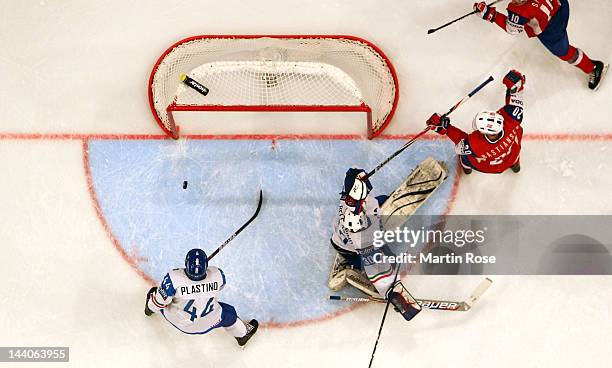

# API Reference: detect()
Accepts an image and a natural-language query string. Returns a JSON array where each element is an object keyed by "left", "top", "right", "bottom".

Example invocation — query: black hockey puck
[{"left": 183, "top": 181, "right": 188, "bottom": 189}]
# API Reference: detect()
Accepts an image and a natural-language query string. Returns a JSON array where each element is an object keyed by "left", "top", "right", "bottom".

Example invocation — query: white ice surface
[{"left": 1, "top": 1, "right": 612, "bottom": 367}]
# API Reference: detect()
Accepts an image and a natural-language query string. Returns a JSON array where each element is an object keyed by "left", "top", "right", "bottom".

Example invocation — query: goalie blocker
[
  {"left": 382, "top": 157, "right": 447, "bottom": 322},
  {"left": 388, "top": 281, "right": 422, "bottom": 321}
]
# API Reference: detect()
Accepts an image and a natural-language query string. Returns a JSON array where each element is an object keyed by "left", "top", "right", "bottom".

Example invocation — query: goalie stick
[
  {"left": 181, "top": 74, "right": 210, "bottom": 96},
  {"left": 364, "top": 76, "right": 494, "bottom": 179},
  {"left": 208, "top": 190, "right": 263, "bottom": 260},
  {"left": 427, "top": 0, "right": 504, "bottom": 35},
  {"left": 329, "top": 278, "right": 492, "bottom": 312},
  {"left": 369, "top": 260, "right": 402, "bottom": 368}
]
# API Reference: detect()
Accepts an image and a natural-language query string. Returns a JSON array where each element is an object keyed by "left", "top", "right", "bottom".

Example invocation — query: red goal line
[{"left": 1, "top": 132, "right": 612, "bottom": 141}]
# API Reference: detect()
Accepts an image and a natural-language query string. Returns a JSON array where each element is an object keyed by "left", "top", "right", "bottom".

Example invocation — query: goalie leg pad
[
  {"left": 328, "top": 253, "right": 350, "bottom": 291},
  {"left": 380, "top": 156, "right": 448, "bottom": 228},
  {"left": 346, "top": 268, "right": 379, "bottom": 297}
]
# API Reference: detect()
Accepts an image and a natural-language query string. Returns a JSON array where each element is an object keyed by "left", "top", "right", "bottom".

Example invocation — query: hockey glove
[
  {"left": 473, "top": 2, "right": 497, "bottom": 22},
  {"left": 388, "top": 291, "right": 421, "bottom": 321},
  {"left": 503, "top": 69, "right": 526, "bottom": 93},
  {"left": 144, "top": 286, "right": 158, "bottom": 316},
  {"left": 426, "top": 113, "right": 450, "bottom": 135}
]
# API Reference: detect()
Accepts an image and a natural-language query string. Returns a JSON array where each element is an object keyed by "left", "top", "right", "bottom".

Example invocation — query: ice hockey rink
[{"left": 1, "top": 1, "right": 612, "bottom": 367}]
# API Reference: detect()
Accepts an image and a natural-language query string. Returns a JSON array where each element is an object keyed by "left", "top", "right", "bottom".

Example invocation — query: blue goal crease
[{"left": 87, "top": 138, "right": 457, "bottom": 325}]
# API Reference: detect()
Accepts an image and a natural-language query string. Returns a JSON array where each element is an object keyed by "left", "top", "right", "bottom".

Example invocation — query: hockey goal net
[{"left": 148, "top": 35, "right": 399, "bottom": 139}]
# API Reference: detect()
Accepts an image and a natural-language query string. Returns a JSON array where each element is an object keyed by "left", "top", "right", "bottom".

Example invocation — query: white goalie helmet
[
  {"left": 472, "top": 111, "right": 504, "bottom": 135},
  {"left": 342, "top": 208, "right": 367, "bottom": 233}
]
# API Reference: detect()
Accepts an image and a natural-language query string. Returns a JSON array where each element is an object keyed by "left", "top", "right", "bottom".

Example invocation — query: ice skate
[
  {"left": 235, "top": 319, "right": 259, "bottom": 347},
  {"left": 589, "top": 60, "right": 608, "bottom": 91}
]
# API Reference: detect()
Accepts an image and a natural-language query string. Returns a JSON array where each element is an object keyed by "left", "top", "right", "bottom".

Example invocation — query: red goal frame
[{"left": 148, "top": 35, "right": 399, "bottom": 140}]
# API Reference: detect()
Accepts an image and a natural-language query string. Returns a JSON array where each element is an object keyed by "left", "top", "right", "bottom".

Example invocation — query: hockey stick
[
  {"left": 181, "top": 74, "right": 210, "bottom": 96},
  {"left": 364, "top": 127, "right": 431, "bottom": 179},
  {"left": 364, "top": 76, "right": 494, "bottom": 179},
  {"left": 368, "top": 263, "right": 401, "bottom": 368},
  {"left": 444, "top": 75, "right": 494, "bottom": 117},
  {"left": 208, "top": 190, "right": 263, "bottom": 260},
  {"left": 329, "top": 278, "right": 492, "bottom": 312},
  {"left": 427, "top": 0, "right": 504, "bottom": 35}
]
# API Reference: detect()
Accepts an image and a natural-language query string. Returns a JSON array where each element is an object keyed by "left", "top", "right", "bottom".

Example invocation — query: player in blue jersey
[{"left": 144, "top": 249, "right": 258, "bottom": 347}]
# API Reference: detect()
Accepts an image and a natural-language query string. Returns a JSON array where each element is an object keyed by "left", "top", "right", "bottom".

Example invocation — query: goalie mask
[{"left": 342, "top": 207, "right": 369, "bottom": 233}]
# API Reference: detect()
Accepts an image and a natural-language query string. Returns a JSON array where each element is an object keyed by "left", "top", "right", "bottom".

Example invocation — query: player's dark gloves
[
  {"left": 388, "top": 291, "right": 421, "bottom": 321},
  {"left": 144, "top": 287, "right": 158, "bottom": 316},
  {"left": 503, "top": 69, "right": 526, "bottom": 93},
  {"left": 474, "top": 2, "right": 497, "bottom": 22},
  {"left": 426, "top": 113, "right": 450, "bottom": 135}
]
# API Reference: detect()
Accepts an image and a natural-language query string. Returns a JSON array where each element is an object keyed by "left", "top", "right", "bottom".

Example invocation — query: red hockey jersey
[
  {"left": 494, "top": 0, "right": 562, "bottom": 38},
  {"left": 446, "top": 90, "right": 524, "bottom": 174}
]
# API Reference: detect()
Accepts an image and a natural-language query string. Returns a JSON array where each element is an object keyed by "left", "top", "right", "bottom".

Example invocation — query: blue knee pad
[{"left": 217, "top": 302, "right": 238, "bottom": 328}]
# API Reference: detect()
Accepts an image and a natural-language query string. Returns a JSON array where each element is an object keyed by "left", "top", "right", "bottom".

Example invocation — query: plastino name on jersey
[{"left": 180, "top": 282, "right": 219, "bottom": 295}]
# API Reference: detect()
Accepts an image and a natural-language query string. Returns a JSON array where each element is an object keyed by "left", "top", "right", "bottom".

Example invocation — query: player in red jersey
[
  {"left": 473, "top": 0, "right": 607, "bottom": 90},
  {"left": 426, "top": 70, "right": 525, "bottom": 174}
]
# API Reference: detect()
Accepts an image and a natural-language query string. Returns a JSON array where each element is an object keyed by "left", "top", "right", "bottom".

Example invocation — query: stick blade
[
  {"left": 255, "top": 189, "right": 263, "bottom": 212},
  {"left": 464, "top": 278, "right": 492, "bottom": 310},
  {"left": 427, "top": 29, "right": 435, "bottom": 34}
]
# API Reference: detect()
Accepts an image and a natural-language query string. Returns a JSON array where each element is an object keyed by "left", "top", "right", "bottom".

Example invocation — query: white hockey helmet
[
  {"left": 472, "top": 111, "right": 504, "bottom": 135},
  {"left": 342, "top": 208, "right": 367, "bottom": 232}
]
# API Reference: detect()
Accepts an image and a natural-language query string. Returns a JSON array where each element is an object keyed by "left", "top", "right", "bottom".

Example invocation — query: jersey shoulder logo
[{"left": 160, "top": 273, "right": 176, "bottom": 298}]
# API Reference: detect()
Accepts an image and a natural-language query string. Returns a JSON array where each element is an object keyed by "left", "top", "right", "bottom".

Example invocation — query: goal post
[{"left": 148, "top": 35, "right": 399, "bottom": 139}]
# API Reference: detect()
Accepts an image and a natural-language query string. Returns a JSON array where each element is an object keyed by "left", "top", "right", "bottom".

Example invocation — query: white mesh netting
[
  {"left": 149, "top": 36, "right": 398, "bottom": 139},
  {"left": 177, "top": 61, "right": 363, "bottom": 106}
]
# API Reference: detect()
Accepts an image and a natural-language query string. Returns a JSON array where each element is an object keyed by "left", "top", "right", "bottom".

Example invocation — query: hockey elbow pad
[{"left": 455, "top": 140, "right": 473, "bottom": 156}]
